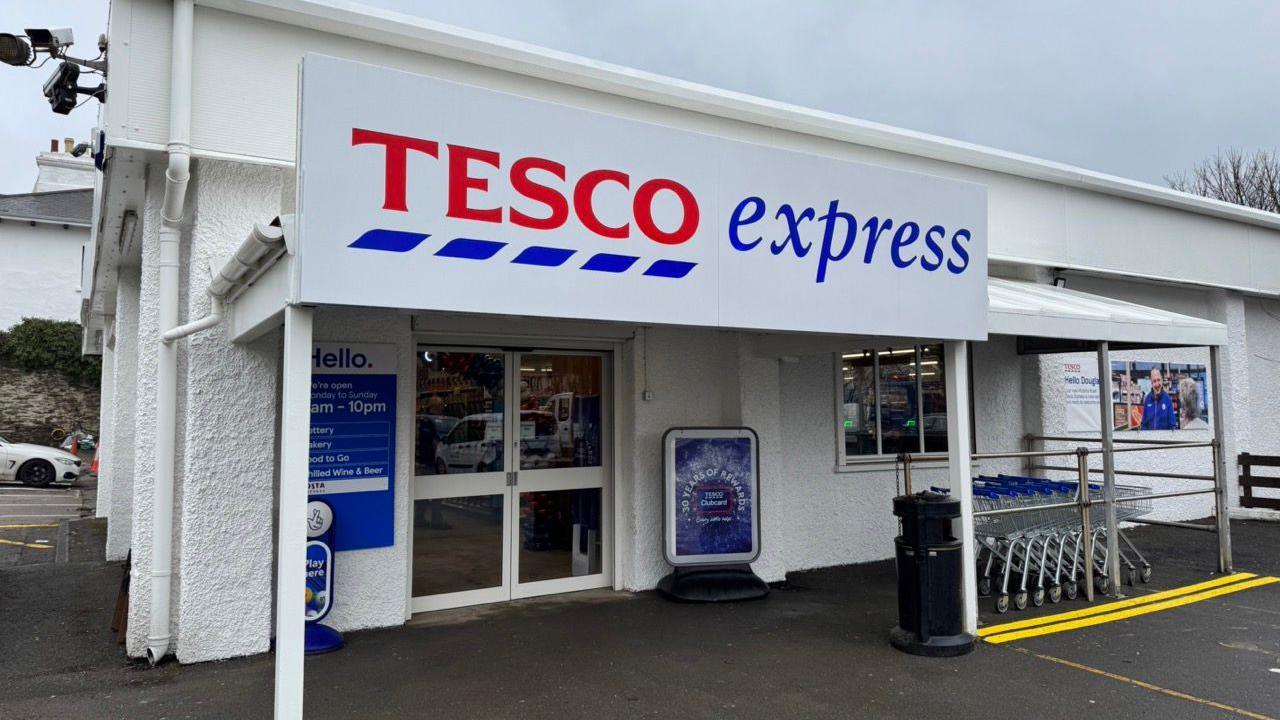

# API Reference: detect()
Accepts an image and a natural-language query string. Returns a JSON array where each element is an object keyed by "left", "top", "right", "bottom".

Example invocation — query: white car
[
  {"left": 0, "top": 434, "right": 85, "bottom": 486},
  {"left": 434, "top": 411, "right": 560, "bottom": 474},
  {"left": 435, "top": 413, "right": 504, "bottom": 474}
]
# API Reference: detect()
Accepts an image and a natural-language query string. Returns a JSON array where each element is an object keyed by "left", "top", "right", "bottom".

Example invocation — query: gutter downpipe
[
  {"left": 159, "top": 222, "right": 286, "bottom": 344},
  {"left": 147, "top": 0, "right": 193, "bottom": 667}
]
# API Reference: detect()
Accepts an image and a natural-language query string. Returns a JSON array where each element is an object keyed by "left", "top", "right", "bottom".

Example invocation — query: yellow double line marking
[
  {"left": 0, "top": 538, "right": 53, "bottom": 550},
  {"left": 981, "top": 572, "right": 1279, "bottom": 644},
  {"left": 0, "top": 524, "right": 58, "bottom": 550}
]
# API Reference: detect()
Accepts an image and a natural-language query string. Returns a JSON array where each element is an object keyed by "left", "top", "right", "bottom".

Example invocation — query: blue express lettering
[{"left": 728, "top": 196, "right": 973, "bottom": 283}]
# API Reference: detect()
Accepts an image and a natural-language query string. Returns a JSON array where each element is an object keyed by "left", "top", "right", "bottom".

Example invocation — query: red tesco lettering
[{"left": 352, "top": 128, "right": 698, "bottom": 245}]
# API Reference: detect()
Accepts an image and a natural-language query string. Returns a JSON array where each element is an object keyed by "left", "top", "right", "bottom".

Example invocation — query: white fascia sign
[{"left": 295, "top": 54, "right": 989, "bottom": 340}]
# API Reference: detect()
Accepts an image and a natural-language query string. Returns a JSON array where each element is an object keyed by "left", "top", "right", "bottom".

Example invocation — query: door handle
[{"left": 506, "top": 471, "right": 517, "bottom": 487}]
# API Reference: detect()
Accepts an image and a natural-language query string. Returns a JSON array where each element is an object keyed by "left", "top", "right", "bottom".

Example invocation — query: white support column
[
  {"left": 96, "top": 336, "right": 116, "bottom": 519},
  {"left": 944, "top": 341, "right": 977, "bottom": 634},
  {"left": 275, "top": 304, "right": 313, "bottom": 720},
  {"left": 1209, "top": 345, "right": 1233, "bottom": 573},
  {"left": 1096, "top": 342, "right": 1121, "bottom": 595}
]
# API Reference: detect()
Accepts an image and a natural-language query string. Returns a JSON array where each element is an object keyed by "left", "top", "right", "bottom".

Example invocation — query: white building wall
[
  {"left": 174, "top": 160, "right": 285, "bottom": 662},
  {"left": 616, "top": 329, "right": 1028, "bottom": 591},
  {"left": 126, "top": 165, "right": 174, "bottom": 657},
  {"left": 1241, "top": 296, "right": 1280, "bottom": 510},
  {"left": 33, "top": 152, "right": 95, "bottom": 192},
  {"left": 1209, "top": 291, "right": 1251, "bottom": 511},
  {"left": 621, "top": 326, "right": 734, "bottom": 591},
  {"left": 1244, "top": 296, "right": 1280, "bottom": 457},
  {"left": 106, "top": 270, "right": 140, "bottom": 562},
  {"left": 775, "top": 353, "right": 907, "bottom": 571},
  {"left": 0, "top": 220, "right": 85, "bottom": 329},
  {"left": 973, "top": 335, "right": 1030, "bottom": 474},
  {"left": 96, "top": 341, "right": 115, "bottom": 519}
]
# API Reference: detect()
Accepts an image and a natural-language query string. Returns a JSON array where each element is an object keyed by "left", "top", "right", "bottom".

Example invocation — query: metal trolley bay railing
[{"left": 902, "top": 436, "right": 1231, "bottom": 614}]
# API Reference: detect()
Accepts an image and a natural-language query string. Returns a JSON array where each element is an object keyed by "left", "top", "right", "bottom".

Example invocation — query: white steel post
[
  {"left": 1209, "top": 345, "right": 1233, "bottom": 573},
  {"left": 275, "top": 304, "right": 313, "bottom": 719},
  {"left": 945, "top": 341, "right": 977, "bottom": 634},
  {"left": 1096, "top": 342, "right": 1121, "bottom": 595}
]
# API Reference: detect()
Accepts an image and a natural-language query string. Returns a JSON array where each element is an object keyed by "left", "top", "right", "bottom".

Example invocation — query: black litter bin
[{"left": 890, "top": 491, "right": 975, "bottom": 657}]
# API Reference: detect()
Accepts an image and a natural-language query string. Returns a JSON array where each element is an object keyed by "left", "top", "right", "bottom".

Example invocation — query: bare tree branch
[{"left": 1166, "top": 148, "right": 1280, "bottom": 214}]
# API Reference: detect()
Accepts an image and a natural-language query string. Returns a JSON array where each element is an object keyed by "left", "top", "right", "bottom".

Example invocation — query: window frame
[{"left": 834, "top": 344, "right": 957, "bottom": 467}]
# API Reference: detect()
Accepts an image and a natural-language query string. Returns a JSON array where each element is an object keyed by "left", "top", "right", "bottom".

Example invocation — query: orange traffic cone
[
  {"left": 90, "top": 445, "right": 100, "bottom": 475},
  {"left": 70, "top": 434, "right": 80, "bottom": 457}
]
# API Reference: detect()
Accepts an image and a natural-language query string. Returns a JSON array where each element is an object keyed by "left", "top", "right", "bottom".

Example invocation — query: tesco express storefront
[
  {"left": 228, "top": 52, "right": 988, "bottom": 706},
  {"left": 87, "top": 6, "right": 1278, "bottom": 716}
]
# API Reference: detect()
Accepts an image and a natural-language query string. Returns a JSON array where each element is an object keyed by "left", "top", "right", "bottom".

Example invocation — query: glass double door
[{"left": 411, "top": 348, "right": 609, "bottom": 612}]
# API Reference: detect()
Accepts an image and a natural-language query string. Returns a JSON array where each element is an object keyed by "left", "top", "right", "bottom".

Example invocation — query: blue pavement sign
[{"left": 309, "top": 342, "right": 397, "bottom": 551}]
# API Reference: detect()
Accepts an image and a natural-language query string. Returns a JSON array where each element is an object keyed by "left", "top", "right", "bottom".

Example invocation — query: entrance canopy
[{"left": 987, "top": 277, "right": 1228, "bottom": 350}]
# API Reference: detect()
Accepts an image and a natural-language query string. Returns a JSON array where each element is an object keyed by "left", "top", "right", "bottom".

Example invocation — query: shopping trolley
[{"left": 969, "top": 475, "right": 1154, "bottom": 613}]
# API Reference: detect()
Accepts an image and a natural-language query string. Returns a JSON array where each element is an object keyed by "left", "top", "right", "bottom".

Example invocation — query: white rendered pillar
[{"left": 945, "top": 341, "right": 977, "bottom": 634}]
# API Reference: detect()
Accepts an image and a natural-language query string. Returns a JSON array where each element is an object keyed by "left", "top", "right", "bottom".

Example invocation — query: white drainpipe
[
  {"left": 147, "top": 0, "right": 193, "bottom": 667},
  {"left": 162, "top": 222, "right": 286, "bottom": 344}
]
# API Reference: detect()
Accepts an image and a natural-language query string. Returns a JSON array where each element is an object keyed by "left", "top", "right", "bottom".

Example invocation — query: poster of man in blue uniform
[
  {"left": 1110, "top": 361, "right": 1209, "bottom": 431},
  {"left": 1139, "top": 367, "right": 1179, "bottom": 430}
]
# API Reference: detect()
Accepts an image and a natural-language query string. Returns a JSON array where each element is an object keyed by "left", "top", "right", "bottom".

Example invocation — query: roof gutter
[{"left": 0, "top": 214, "right": 92, "bottom": 227}]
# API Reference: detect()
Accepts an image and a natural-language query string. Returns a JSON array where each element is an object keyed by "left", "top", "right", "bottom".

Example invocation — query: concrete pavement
[{"left": 1, "top": 519, "right": 1277, "bottom": 719}]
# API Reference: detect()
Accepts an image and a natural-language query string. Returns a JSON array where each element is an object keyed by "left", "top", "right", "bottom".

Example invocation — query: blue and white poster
[
  {"left": 309, "top": 342, "right": 397, "bottom": 551},
  {"left": 305, "top": 540, "right": 333, "bottom": 621},
  {"left": 664, "top": 427, "right": 761, "bottom": 566}
]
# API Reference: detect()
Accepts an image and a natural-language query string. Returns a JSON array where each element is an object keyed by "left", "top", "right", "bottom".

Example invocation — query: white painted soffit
[{"left": 987, "top": 277, "right": 1227, "bottom": 347}]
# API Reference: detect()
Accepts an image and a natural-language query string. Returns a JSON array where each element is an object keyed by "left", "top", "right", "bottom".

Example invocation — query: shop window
[{"left": 840, "top": 345, "right": 948, "bottom": 461}]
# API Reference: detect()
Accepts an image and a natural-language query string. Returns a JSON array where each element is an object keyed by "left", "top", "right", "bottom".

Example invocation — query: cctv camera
[
  {"left": 25, "top": 27, "right": 74, "bottom": 51},
  {"left": 43, "top": 61, "right": 80, "bottom": 114},
  {"left": 0, "top": 33, "right": 32, "bottom": 66}
]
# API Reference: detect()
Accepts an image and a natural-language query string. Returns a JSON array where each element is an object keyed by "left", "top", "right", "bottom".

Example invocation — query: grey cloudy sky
[{"left": 3, "top": 1, "right": 1278, "bottom": 194}]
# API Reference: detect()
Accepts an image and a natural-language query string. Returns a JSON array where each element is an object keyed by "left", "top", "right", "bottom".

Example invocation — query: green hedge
[{"left": 0, "top": 318, "right": 101, "bottom": 387}]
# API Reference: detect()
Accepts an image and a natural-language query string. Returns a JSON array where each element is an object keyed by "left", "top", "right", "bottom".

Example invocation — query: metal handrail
[
  {"left": 1108, "top": 441, "right": 1214, "bottom": 453},
  {"left": 1029, "top": 434, "right": 1204, "bottom": 446},
  {"left": 973, "top": 499, "right": 1079, "bottom": 517},
  {"left": 971, "top": 448, "right": 1083, "bottom": 461},
  {"left": 1031, "top": 465, "right": 1215, "bottom": 482}
]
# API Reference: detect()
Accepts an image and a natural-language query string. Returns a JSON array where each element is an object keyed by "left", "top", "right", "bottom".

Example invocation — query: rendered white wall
[
  {"left": 33, "top": 152, "right": 95, "bottom": 192},
  {"left": 174, "top": 160, "right": 285, "bottom": 663},
  {"left": 1241, "top": 296, "right": 1280, "bottom": 510},
  {"left": 621, "top": 326, "right": 735, "bottom": 590},
  {"left": 1244, "top": 296, "right": 1280, "bottom": 457},
  {"left": 127, "top": 165, "right": 170, "bottom": 657},
  {"left": 106, "top": 270, "right": 140, "bottom": 562},
  {"left": 96, "top": 342, "right": 115, "bottom": 519},
  {"left": 616, "top": 328, "right": 1027, "bottom": 591},
  {"left": 0, "top": 220, "right": 86, "bottom": 330}
]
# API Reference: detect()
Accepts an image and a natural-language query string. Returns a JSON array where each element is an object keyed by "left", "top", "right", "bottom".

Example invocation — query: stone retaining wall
[{"left": 0, "top": 363, "right": 100, "bottom": 446}]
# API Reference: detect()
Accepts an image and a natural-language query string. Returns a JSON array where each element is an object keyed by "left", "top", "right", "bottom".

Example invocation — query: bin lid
[{"left": 892, "top": 490, "right": 960, "bottom": 518}]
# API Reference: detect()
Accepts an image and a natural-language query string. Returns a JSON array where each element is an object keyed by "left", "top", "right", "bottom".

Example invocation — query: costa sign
[{"left": 296, "top": 55, "right": 988, "bottom": 340}]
